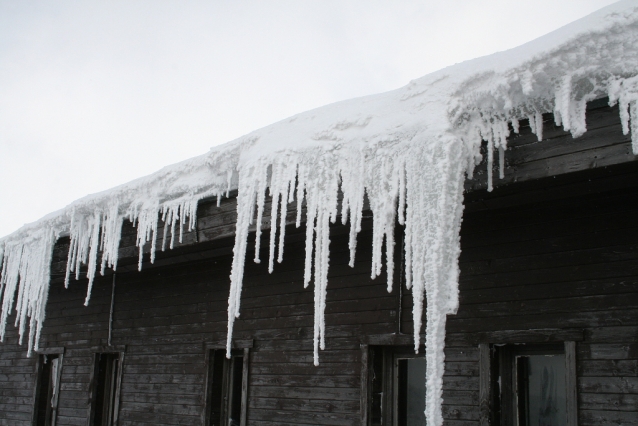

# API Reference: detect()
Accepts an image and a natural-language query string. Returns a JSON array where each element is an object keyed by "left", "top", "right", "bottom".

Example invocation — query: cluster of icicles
[{"left": 0, "top": 75, "right": 637, "bottom": 426}]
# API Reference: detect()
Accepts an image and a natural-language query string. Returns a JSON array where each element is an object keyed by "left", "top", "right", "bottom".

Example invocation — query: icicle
[
  {"left": 609, "top": 76, "right": 638, "bottom": 154},
  {"left": 64, "top": 210, "right": 78, "bottom": 288},
  {"left": 130, "top": 202, "right": 160, "bottom": 270},
  {"left": 499, "top": 146, "right": 505, "bottom": 179},
  {"left": 403, "top": 137, "right": 466, "bottom": 426},
  {"left": 397, "top": 163, "right": 407, "bottom": 226},
  {"left": 340, "top": 152, "right": 365, "bottom": 268},
  {"left": 161, "top": 208, "right": 171, "bottom": 252},
  {"left": 534, "top": 112, "right": 544, "bottom": 141},
  {"left": 493, "top": 119, "right": 509, "bottom": 180},
  {"left": 296, "top": 163, "right": 307, "bottom": 228},
  {"left": 277, "top": 187, "right": 288, "bottom": 265},
  {"left": 267, "top": 162, "right": 284, "bottom": 273},
  {"left": 277, "top": 161, "right": 296, "bottom": 264},
  {"left": 178, "top": 202, "right": 185, "bottom": 244},
  {"left": 631, "top": 101, "right": 638, "bottom": 154},
  {"left": 0, "top": 228, "right": 58, "bottom": 356},
  {"left": 99, "top": 204, "right": 123, "bottom": 275},
  {"left": 367, "top": 154, "right": 401, "bottom": 293},
  {"left": 170, "top": 206, "right": 178, "bottom": 250},
  {"left": 226, "top": 162, "right": 262, "bottom": 357},
  {"left": 188, "top": 199, "right": 198, "bottom": 232},
  {"left": 252, "top": 165, "right": 269, "bottom": 264},
  {"left": 554, "top": 74, "right": 573, "bottom": 135},
  {"left": 486, "top": 134, "right": 494, "bottom": 192},
  {"left": 510, "top": 117, "right": 520, "bottom": 134},
  {"left": 83, "top": 211, "right": 102, "bottom": 306}
]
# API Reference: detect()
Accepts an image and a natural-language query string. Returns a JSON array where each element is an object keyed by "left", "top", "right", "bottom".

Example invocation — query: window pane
[
  {"left": 228, "top": 356, "right": 243, "bottom": 426},
  {"left": 518, "top": 354, "right": 566, "bottom": 426},
  {"left": 399, "top": 357, "right": 427, "bottom": 426},
  {"left": 35, "top": 354, "right": 58, "bottom": 426},
  {"left": 93, "top": 353, "right": 119, "bottom": 426},
  {"left": 369, "top": 346, "right": 384, "bottom": 425},
  {"left": 207, "top": 350, "right": 226, "bottom": 426}
]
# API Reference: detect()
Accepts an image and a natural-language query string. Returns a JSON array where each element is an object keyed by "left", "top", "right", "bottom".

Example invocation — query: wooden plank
[
  {"left": 85, "top": 353, "right": 97, "bottom": 426},
  {"left": 579, "top": 409, "right": 638, "bottom": 425},
  {"left": 359, "top": 344, "right": 368, "bottom": 426},
  {"left": 578, "top": 343, "right": 638, "bottom": 360},
  {"left": 364, "top": 333, "right": 413, "bottom": 346},
  {"left": 579, "top": 377, "right": 638, "bottom": 393},
  {"left": 30, "top": 353, "right": 41, "bottom": 426},
  {"left": 443, "top": 404, "right": 479, "bottom": 421},
  {"left": 113, "top": 351, "right": 125, "bottom": 426},
  {"left": 473, "top": 329, "right": 584, "bottom": 345},
  {"left": 478, "top": 343, "right": 491, "bottom": 426},
  {"left": 565, "top": 341, "right": 578, "bottom": 426},
  {"left": 204, "top": 339, "right": 253, "bottom": 351},
  {"left": 579, "top": 393, "right": 638, "bottom": 411},
  {"left": 579, "top": 359, "right": 638, "bottom": 376},
  {"left": 241, "top": 348, "right": 249, "bottom": 426}
]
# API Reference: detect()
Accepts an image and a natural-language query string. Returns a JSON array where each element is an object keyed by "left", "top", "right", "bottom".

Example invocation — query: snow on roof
[{"left": 2, "top": 2, "right": 638, "bottom": 425}]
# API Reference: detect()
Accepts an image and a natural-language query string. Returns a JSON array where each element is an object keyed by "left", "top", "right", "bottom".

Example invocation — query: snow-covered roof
[{"left": 2, "top": 2, "right": 638, "bottom": 425}]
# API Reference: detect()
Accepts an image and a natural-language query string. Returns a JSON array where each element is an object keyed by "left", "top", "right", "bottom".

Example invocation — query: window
[
  {"left": 88, "top": 352, "right": 123, "bottom": 426},
  {"left": 365, "top": 345, "right": 427, "bottom": 426},
  {"left": 205, "top": 348, "right": 249, "bottom": 426},
  {"left": 480, "top": 341, "right": 578, "bottom": 426},
  {"left": 33, "top": 353, "right": 63, "bottom": 426}
]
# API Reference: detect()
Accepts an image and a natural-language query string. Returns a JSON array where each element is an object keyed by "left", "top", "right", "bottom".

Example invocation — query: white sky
[{"left": 0, "top": 0, "right": 619, "bottom": 237}]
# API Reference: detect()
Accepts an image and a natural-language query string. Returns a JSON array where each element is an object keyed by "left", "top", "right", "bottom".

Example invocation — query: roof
[{"left": 2, "top": 2, "right": 638, "bottom": 425}]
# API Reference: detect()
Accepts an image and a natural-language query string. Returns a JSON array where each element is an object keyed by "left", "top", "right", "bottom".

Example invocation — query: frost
[{"left": 2, "top": 2, "right": 638, "bottom": 425}]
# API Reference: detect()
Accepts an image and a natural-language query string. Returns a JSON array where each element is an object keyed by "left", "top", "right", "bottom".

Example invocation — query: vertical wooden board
[
  {"left": 565, "top": 341, "right": 578, "bottom": 426},
  {"left": 360, "top": 344, "right": 368, "bottom": 426},
  {"left": 241, "top": 348, "right": 250, "bottom": 426},
  {"left": 30, "top": 353, "right": 42, "bottom": 426},
  {"left": 478, "top": 343, "right": 491, "bottom": 426}
]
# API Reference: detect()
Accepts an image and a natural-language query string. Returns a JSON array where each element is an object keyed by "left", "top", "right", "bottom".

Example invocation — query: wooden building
[
  {"left": 2, "top": 3, "right": 638, "bottom": 424},
  {"left": 0, "top": 96, "right": 637, "bottom": 425}
]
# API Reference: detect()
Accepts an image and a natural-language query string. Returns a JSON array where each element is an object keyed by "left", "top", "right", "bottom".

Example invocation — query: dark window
[
  {"left": 367, "top": 346, "right": 427, "bottom": 426},
  {"left": 89, "top": 353, "right": 122, "bottom": 426},
  {"left": 481, "top": 342, "right": 578, "bottom": 426},
  {"left": 33, "top": 354, "right": 62, "bottom": 426},
  {"left": 497, "top": 344, "right": 566, "bottom": 426},
  {"left": 206, "top": 349, "right": 248, "bottom": 426}
]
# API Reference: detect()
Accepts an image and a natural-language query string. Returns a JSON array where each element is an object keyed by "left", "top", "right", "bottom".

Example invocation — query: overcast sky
[{"left": 0, "top": 0, "right": 619, "bottom": 237}]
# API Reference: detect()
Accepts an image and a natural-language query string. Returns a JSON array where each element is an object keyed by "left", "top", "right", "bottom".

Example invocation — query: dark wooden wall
[
  {"left": 1, "top": 100, "right": 637, "bottom": 425},
  {"left": 441, "top": 162, "right": 638, "bottom": 426}
]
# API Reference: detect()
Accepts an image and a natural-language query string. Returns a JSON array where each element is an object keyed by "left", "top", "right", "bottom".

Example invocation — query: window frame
[
  {"left": 361, "top": 334, "right": 426, "bottom": 426},
  {"left": 203, "top": 340, "right": 252, "bottom": 426},
  {"left": 32, "top": 348, "right": 65, "bottom": 426},
  {"left": 86, "top": 346, "right": 125, "bottom": 426},
  {"left": 478, "top": 331, "right": 580, "bottom": 426}
]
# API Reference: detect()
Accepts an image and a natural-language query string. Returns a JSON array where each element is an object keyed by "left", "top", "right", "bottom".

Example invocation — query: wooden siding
[
  {"left": 445, "top": 162, "right": 638, "bottom": 426},
  {"left": 0, "top": 99, "right": 636, "bottom": 425}
]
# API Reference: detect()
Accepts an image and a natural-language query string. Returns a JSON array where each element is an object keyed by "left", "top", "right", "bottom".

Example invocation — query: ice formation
[{"left": 2, "top": 2, "right": 638, "bottom": 425}]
